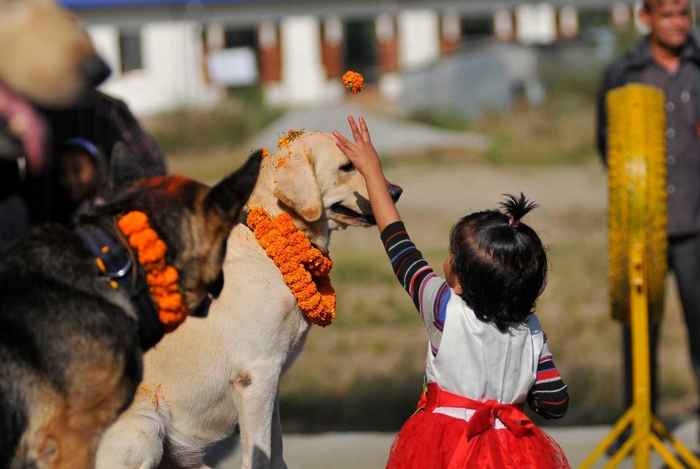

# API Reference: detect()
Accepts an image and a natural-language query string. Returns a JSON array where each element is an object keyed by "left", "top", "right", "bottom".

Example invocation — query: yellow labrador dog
[{"left": 96, "top": 131, "right": 402, "bottom": 469}]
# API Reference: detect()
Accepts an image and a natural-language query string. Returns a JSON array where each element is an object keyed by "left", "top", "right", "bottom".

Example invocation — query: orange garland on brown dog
[
  {"left": 118, "top": 211, "right": 188, "bottom": 332},
  {"left": 246, "top": 206, "right": 336, "bottom": 327}
]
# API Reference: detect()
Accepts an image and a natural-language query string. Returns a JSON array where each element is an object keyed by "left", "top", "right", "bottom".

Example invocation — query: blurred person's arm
[
  {"left": 94, "top": 92, "right": 167, "bottom": 176},
  {"left": 49, "top": 90, "right": 167, "bottom": 178}
]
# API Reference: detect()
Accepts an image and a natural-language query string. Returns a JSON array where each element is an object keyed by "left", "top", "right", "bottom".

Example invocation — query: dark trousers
[
  {"left": 622, "top": 232, "right": 700, "bottom": 413},
  {"left": 0, "top": 195, "right": 30, "bottom": 252}
]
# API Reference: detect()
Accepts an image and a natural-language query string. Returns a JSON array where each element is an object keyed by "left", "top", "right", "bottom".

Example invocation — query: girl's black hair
[{"left": 449, "top": 193, "right": 548, "bottom": 332}]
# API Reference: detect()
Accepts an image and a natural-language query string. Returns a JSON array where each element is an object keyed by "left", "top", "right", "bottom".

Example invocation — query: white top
[{"left": 425, "top": 291, "right": 545, "bottom": 425}]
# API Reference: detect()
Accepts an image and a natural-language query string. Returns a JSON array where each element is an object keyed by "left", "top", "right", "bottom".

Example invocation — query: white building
[{"left": 62, "top": 0, "right": 635, "bottom": 115}]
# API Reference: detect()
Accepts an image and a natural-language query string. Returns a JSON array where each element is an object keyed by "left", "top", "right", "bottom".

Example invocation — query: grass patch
[
  {"left": 407, "top": 108, "right": 471, "bottom": 131},
  {"left": 474, "top": 91, "right": 599, "bottom": 167},
  {"left": 146, "top": 86, "right": 281, "bottom": 155}
]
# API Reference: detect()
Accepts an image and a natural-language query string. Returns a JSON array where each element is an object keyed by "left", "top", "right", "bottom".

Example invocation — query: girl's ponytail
[{"left": 500, "top": 193, "right": 538, "bottom": 230}]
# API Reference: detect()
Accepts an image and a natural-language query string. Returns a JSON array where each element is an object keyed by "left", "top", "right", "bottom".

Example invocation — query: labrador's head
[{"left": 272, "top": 132, "right": 402, "bottom": 230}]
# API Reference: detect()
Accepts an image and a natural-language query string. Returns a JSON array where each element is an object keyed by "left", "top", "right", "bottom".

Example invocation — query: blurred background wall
[{"left": 62, "top": 0, "right": 645, "bottom": 116}]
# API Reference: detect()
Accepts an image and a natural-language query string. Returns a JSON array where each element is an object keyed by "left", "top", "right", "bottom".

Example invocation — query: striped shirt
[{"left": 380, "top": 221, "right": 569, "bottom": 419}]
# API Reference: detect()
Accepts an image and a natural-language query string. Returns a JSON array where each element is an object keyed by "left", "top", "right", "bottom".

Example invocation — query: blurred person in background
[
  {"left": 596, "top": 0, "right": 700, "bottom": 451},
  {"left": 56, "top": 137, "right": 110, "bottom": 228},
  {"left": 0, "top": 89, "right": 166, "bottom": 250}
]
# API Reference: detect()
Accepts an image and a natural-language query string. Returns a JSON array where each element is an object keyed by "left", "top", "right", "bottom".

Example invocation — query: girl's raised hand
[
  {"left": 333, "top": 116, "right": 401, "bottom": 231},
  {"left": 333, "top": 116, "right": 383, "bottom": 180}
]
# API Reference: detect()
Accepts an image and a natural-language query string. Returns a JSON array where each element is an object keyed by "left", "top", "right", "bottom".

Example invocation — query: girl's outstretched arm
[
  {"left": 333, "top": 116, "right": 400, "bottom": 232},
  {"left": 334, "top": 117, "right": 451, "bottom": 355}
]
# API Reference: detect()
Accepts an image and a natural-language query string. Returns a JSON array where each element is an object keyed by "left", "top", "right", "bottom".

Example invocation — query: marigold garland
[
  {"left": 247, "top": 206, "right": 336, "bottom": 327},
  {"left": 342, "top": 71, "right": 366, "bottom": 95},
  {"left": 118, "top": 211, "right": 188, "bottom": 332}
]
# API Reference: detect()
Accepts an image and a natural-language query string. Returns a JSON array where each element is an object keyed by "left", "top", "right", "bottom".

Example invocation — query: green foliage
[
  {"left": 149, "top": 86, "right": 282, "bottom": 154},
  {"left": 407, "top": 108, "right": 471, "bottom": 131}
]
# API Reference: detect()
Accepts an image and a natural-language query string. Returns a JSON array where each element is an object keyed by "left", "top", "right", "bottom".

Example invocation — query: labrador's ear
[
  {"left": 273, "top": 148, "right": 322, "bottom": 222},
  {"left": 110, "top": 142, "right": 147, "bottom": 195}
]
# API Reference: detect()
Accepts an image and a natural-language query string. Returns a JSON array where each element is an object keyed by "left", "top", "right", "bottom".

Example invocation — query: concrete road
[{"left": 206, "top": 420, "right": 700, "bottom": 468}]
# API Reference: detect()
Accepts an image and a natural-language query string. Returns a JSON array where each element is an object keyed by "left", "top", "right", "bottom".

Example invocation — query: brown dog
[{"left": 0, "top": 146, "right": 261, "bottom": 469}]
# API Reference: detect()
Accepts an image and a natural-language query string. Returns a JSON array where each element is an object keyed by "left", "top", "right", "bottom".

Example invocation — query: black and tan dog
[{"left": 0, "top": 144, "right": 261, "bottom": 469}]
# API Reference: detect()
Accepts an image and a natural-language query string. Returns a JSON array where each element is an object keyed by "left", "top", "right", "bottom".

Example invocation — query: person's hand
[{"left": 333, "top": 116, "right": 383, "bottom": 181}]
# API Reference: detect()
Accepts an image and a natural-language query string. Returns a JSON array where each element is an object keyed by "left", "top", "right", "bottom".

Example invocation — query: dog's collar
[{"left": 76, "top": 224, "right": 164, "bottom": 350}]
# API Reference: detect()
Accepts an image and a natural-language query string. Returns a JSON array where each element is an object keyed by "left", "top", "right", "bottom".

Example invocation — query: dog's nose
[
  {"left": 388, "top": 184, "right": 403, "bottom": 203},
  {"left": 80, "top": 55, "right": 111, "bottom": 88}
]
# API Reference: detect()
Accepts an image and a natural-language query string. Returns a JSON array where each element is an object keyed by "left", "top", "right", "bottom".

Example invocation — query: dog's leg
[
  {"left": 233, "top": 367, "right": 281, "bottom": 469},
  {"left": 270, "top": 390, "right": 288, "bottom": 469},
  {"left": 95, "top": 397, "right": 166, "bottom": 469}
]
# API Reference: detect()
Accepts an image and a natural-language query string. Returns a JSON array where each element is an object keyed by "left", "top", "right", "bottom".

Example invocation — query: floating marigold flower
[
  {"left": 342, "top": 70, "right": 366, "bottom": 95},
  {"left": 246, "top": 206, "right": 336, "bottom": 327}
]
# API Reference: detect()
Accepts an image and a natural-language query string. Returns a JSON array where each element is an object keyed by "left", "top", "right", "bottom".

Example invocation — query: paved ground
[
  {"left": 206, "top": 420, "right": 700, "bottom": 468},
  {"left": 246, "top": 103, "right": 489, "bottom": 156}
]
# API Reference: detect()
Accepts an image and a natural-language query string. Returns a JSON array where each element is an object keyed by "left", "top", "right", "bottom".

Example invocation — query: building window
[
  {"left": 119, "top": 29, "right": 143, "bottom": 73},
  {"left": 461, "top": 15, "right": 493, "bottom": 38}
]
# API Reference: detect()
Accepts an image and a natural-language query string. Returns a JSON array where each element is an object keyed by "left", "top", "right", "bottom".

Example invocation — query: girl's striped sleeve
[
  {"left": 380, "top": 221, "right": 450, "bottom": 353},
  {"left": 527, "top": 334, "right": 569, "bottom": 419}
]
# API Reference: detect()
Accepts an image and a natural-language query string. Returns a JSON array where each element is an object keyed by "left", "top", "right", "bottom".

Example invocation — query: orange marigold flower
[
  {"left": 137, "top": 239, "right": 167, "bottom": 265},
  {"left": 118, "top": 211, "right": 148, "bottom": 236},
  {"left": 155, "top": 292, "right": 184, "bottom": 311},
  {"left": 342, "top": 71, "right": 366, "bottom": 95},
  {"left": 129, "top": 228, "right": 158, "bottom": 252},
  {"left": 147, "top": 265, "right": 179, "bottom": 287}
]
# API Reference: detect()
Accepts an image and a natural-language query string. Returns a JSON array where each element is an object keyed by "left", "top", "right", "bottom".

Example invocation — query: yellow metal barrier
[{"left": 580, "top": 84, "right": 700, "bottom": 468}]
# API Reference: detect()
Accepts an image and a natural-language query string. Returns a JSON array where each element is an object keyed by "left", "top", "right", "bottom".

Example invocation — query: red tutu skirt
[{"left": 386, "top": 409, "right": 571, "bottom": 469}]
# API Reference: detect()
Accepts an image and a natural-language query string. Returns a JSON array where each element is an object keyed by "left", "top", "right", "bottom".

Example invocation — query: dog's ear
[
  {"left": 273, "top": 148, "right": 323, "bottom": 222},
  {"left": 110, "top": 142, "right": 147, "bottom": 195},
  {"left": 205, "top": 149, "right": 261, "bottom": 218}
]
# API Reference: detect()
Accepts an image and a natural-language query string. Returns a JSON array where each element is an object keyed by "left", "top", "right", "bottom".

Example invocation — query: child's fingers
[
  {"left": 332, "top": 131, "right": 355, "bottom": 155},
  {"left": 347, "top": 116, "right": 362, "bottom": 143},
  {"left": 332, "top": 130, "right": 349, "bottom": 146},
  {"left": 358, "top": 117, "right": 371, "bottom": 143}
]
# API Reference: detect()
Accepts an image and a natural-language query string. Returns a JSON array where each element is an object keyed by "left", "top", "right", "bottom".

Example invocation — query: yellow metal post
[{"left": 579, "top": 84, "right": 700, "bottom": 468}]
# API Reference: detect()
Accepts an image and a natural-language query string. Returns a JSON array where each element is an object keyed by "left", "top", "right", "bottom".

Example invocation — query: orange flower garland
[
  {"left": 118, "top": 211, "right": 188, "bottom": 332},
  {"left": 246, "top": 206, "right": 336, "bottom": 327},
  {"left": 342, "top": 71, "right": 366, "bottom": 95}
]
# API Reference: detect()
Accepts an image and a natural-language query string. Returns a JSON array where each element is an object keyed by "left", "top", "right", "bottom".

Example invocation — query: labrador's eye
[{"left": 340, "top": 162, "right": 355, "bottom": 172}]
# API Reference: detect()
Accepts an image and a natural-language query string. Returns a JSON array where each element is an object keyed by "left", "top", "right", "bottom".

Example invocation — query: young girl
[{"left": 333, "top": 116, "right": 571, "bottom": 469}]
